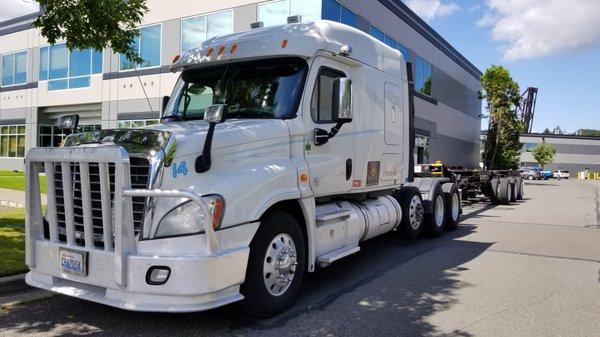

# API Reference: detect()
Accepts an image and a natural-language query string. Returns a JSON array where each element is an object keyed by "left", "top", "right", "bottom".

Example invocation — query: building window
[
  {"left": 120, "top": 24, "right": 161, "bottom": 70},
  {"left": 322, "top": 0, "right": 358, "bottom": 27},
  {"left": 1, "top": 51, "right": 27, "bottom": 87},
  {"left": 38, "top": 124, "right": 101, "bottom": 147},
  {"left": 39, "top": 44, "right": 102, "bottom": 91},
  {"left": 524, "top": 142, "right": 537, "bottom": 152},
  {"left": 415, "top": 57, "right": 432, "bottom": 96},
  {"left": 369, "top": 26, "right": 410, "bottom": 60},
  {"left": 117, "top": 119, "right": 159, "bottom": 129},
  {"left": 257, "top": 0, "right": 321, "bottom": 27},
  {"left": 0, "top": 125, "right": 26, "bottom": 158},
  {"left": 310, "top": 67, "right": 346, "bottom": 123},
  {"left": 415, "top": 134, "right": 430, "bottom": 164},
  {"left": 181, "top": 11, "right": 233, "bottom": 52}
]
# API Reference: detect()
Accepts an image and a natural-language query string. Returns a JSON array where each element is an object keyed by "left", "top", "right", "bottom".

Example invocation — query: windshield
[{"left": 163, "top": 58, "right": 308, "bottom": 121}]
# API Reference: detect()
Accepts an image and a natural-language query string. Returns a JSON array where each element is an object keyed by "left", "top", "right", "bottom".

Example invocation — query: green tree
[
  {"left": 532, "top": 143, "right": 557, "bottom": 169},
  {"left": 34, "top": 0, "right": 149, "bottom": 64},
  {"left": 575, "top": 129, "right": 600, "bottom": 136},
  {"left": 542, "top": 128, "right": 552, "bottom": 134},
  {"left": 480, "top": 65, "right": 524, "bottom": 170}
]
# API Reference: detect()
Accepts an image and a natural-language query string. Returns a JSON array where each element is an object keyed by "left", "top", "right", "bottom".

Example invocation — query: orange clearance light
[
  {"left": 230, "top": 44, "right": 238, "bottom": 54},
  {"left": 218, "top": 46, "right": 226, "bottom": 55},
  {"left": 281, "top": 39, "right": 288, "bottom": 48},
  {"left": 206, "top": 47, "right": 214, "bottom": 57},
  {"left": 172, "top": 54, "right": 180, "bottom": 63},
  {"left": 300, "top": 173, "right": 309, "bottom": 182}
]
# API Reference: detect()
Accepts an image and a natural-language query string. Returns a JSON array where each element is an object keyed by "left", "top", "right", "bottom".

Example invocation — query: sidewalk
[{"left": 0, "top": 188, "right": 46, "bottom": 208}]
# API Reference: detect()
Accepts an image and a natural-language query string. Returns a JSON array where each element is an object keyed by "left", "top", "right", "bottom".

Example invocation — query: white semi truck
[{"left": 24, "top": 20, "right": 466, "bottom": 317}]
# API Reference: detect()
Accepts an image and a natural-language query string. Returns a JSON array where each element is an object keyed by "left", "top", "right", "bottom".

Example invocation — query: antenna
[{"left": 133, "top": 63, "right": 155, "bottom": 117}]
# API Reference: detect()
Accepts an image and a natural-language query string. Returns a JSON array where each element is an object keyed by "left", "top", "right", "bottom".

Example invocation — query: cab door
[{"left": 303, "top": 57, "right": 354, "bottom": 197}]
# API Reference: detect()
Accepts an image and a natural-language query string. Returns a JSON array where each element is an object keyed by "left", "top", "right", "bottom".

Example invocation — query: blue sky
[{"left": 404, "top": 0, "right": 600, "bottom": 133}]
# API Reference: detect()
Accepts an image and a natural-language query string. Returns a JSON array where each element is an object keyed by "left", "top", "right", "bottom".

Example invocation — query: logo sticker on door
[{"left": 366, "top": 161, "right": 380, "bottom": 186}]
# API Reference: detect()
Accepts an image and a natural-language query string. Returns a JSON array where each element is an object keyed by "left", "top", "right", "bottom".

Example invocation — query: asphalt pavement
[{"left": 1, "top": 179, "right": 599, "bottom": 336}]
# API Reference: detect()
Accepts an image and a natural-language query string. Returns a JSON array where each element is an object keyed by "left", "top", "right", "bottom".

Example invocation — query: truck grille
[{"left": 50, "top": 157, "right": 150, "bottom": 248}]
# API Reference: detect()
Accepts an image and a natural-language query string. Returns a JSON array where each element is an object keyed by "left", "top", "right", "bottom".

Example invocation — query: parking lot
[{"left": 1, "top": 179, "right": 599, "bottom": 337}]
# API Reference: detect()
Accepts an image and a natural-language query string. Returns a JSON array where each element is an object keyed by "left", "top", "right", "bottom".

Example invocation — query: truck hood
[{"left": 65, "top": 119, "right": 291, "bottom": 159}]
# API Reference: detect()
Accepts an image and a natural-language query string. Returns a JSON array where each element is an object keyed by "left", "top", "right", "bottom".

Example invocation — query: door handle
[{"left": 346, "top": 158, "right": 352, "bottom": 181}]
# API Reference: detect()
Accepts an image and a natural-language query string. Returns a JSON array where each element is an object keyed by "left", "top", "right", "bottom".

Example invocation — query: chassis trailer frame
[{"left": 414, "top": 162, "right": 524, "bottom": 205}]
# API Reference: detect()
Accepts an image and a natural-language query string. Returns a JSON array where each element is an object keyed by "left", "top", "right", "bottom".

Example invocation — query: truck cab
[{"left": 24, "top": 20, "right": 461, "bottom": 316}]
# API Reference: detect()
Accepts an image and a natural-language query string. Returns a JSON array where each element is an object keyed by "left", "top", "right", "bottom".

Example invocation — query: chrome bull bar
[{"left": 25, "top": 146, "right": 220, "bottom": 288}]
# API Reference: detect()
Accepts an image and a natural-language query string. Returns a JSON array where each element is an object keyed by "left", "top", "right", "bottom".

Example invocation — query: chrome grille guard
[{"left": 25, "top": 146, "right": 221, "bottom": 287}]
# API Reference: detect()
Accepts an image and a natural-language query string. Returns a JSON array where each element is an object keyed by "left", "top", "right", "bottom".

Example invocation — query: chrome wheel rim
[
  {"left": 451, "top": 193, "right": 460, "bottom": 221},
  {"left": 409, "top": 195, "right": 424, "bottom": 230},
  {"left": 434, "top": 195, "right": 444, "bottom": 227},
  {"left": 263, "top": 233, "right": 297, "bottom": 296}
]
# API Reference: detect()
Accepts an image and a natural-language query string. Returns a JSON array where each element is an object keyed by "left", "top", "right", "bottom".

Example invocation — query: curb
[{"left": 0, "top": 273, "right": 28, "bottom": 295}]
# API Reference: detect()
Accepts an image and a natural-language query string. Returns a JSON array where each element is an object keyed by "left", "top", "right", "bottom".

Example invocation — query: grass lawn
[
  {"left": 0, "top": 171, "right": 46, "bottom": 194},
  {"left": 0, "top": 207, "right": 28, "bottom": 277}
]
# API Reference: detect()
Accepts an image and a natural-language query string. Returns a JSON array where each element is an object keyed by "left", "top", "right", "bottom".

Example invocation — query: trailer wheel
[
  {"left": 497, "top": 178, "right": 511, "bottom": 205},
  {"left": 489, "top": 178, "right": 500, "bottom": 205},
  {"left": 393, "top": 187, "right": 424, "bottom": 239},
  {"left": 442, "top": 183, "right": 461, "bottom": 231},
  {"left": 239, "top": 210, "right": 306, "bottom": 317},
  {"left": 425, "top": 185, "right": 445, "bottom": 237},
  {"left": 516, "top": 178, "right": 524, "bottom": 200},
  {"left": 509, "top": 181, "right": 517, "bottom": 202}
]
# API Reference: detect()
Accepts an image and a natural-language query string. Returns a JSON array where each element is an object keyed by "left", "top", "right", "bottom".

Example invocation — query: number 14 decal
[{"left": 172, "top": 161, "right": 189, "bottom": 178}]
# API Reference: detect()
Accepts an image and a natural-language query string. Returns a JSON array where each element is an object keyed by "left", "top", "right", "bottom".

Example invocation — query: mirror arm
[
  {"left": 327, "top": 122, "right": 345, "bottom": 138},
  {"left": 195, "top": 122, "right": 216, "bottom": 173}
]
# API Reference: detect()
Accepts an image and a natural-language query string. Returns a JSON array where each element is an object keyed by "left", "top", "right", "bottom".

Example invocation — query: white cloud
[
  {"left": 405, "top": 0, "right": 460, "bottom": 21},
  {"left": 0, "top": 0, "right": 39, "bottom": 22},
  {"left": 479, "top": 0, "right": 600, "bottom": 61}
]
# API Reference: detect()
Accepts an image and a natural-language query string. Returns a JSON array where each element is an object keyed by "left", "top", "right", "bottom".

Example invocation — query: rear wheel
[
  {"left": 425, "top": 185, "right": 445, "bottom": 237},
  {"left": 497, "top": 178, "right": 511, "bottom": 205},
  {"left": 516, "top": 178, "right": 524, "bottom": 200},
  {"left": 393, "top": 187, "right": 425, "bottom": 239},
  {"left": 509, "top": 181, "right": 517, "bottom": 202},
  {"left": 239, "top": 210, "right": 306, "bottom": 318},
  {"left": 442, "top": 183, "right": 461, "bottom": 231}
]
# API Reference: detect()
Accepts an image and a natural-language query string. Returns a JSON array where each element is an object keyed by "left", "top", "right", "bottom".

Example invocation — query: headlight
[{"left": 154, "top": 195, "right": 225, "bottom": 239}]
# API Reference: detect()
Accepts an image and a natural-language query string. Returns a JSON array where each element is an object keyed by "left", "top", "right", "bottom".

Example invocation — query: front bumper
[{"left": 26, "top": 223, "right": 258, "bottom": 312}]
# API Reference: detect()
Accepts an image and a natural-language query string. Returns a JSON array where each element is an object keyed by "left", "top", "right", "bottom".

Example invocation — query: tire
[
  {"left": 393, "top": 187, "right": 425, "bottom": 239},
  {"left": 497, "top": 178, "right": 511, "bottom": 205},
  {"left": 527, "top": 175, "right": 534, "bottom": 181},
  {"left": 509, "top": 181, "right": 517, "bottom": 202},
  {"left": 516, "top": 178, "right": 524, "bottom": 200},
  {"left": 425, "top": 185, "right": 445, "bottom": 237},
  {"left": 489, "top": 178, "right": 500, "bottom": 205},
  {"left": 239, "top": 210, "right": 306, "bottom": 318},
  {"left": 442, "top": 183, "right": 461, "bottom": 231}
]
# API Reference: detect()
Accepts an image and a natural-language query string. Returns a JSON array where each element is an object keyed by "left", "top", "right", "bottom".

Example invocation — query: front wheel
[{"left": 239, "top": 210, "right": 306, "bottom": 317}]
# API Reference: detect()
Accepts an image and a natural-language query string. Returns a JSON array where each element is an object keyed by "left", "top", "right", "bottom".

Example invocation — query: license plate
[{"left": 59, "top": 248, "right": 88, "bottom": 276}]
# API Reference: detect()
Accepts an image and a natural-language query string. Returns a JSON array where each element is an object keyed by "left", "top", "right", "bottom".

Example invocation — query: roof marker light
[
  {"left": 230, "top": 44, "right": 238, "bottom": 54},
  {"left": 281, "top": 39, "right": 288, "bottom": 49},
  {"left": 206, "top": 47, "right": 214, "bottom": 57},
  {"left": 172, "top": 54, "right": 180, "bottom": 63},
  {"left": 218, "top": 46, "right": 226, "bottom": 55}
]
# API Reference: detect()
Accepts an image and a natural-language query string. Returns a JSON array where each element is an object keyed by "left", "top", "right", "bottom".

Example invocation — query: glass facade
[
  {"left": 39, "top": 44, "right": 102, "bottom": 90},
  {"left": 117, "top": 119, "right": 159, "bottom": 129},
  {"left": 322, "top": 0, "right": 357, "bottom": 27},
  {"left": 415, "top": 135, "right": 431, "bottom": 164},
  {"left": 181, "top": 11, "right": 233, "bottom": 52},
  {"left": 120, "top": 24, "right": 162, "bottom": 70},
  {"left": 1, "top": 51, "right": 27, "bottom": 86},
  {"left": 369, "top": 25, "right": 410, "bottom": 60},
  {"left": 0, "top": 125, "right": 26, "bottom": 158},
  {"left": 258, "top": 0, "right": 321, "bottom": 27},
  {"left": 415, "top": 57, "right": 433, "bottom": 96}
]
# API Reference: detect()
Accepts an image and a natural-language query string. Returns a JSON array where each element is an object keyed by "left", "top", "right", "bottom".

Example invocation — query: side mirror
[
  {"left": 57, "top": 114, "right": 80, "bottom": 133},
  {"left": 332, "top": 78, "right": 352, "bottom": 123},
  {"left": 161, "top": 96, "right": 170, "bottom": 114},
  {"left": 204, "top": 104, "right": 228, "bottom": 124},
  {"left": 196, "top": 104, "right": 227, "bottom": 173}
]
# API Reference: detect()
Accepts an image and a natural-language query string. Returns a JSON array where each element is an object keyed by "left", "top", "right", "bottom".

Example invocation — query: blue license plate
[{"left": 59, "top": 248, "right": 87, "bottom": 276}]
